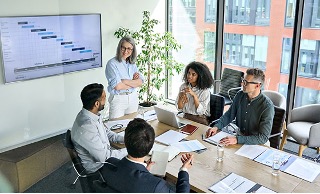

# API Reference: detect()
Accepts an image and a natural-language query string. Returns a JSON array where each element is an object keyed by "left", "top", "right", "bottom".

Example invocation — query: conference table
[{"left": 111, "top": 110, "right": 320, "bottom": 193}]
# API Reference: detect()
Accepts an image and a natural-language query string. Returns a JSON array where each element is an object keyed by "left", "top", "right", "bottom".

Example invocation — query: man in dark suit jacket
[{"left": 99, "top": 118, "right": 194, "bottom": 192}]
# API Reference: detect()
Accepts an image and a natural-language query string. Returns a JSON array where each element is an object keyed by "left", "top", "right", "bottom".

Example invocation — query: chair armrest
[
  {"left": 269, "top": 132, "right": 281, "bottom": 138},
  {"left": 227, "top": 87, "right": 242, "bottom": 103},
  {"left": 209, "top": 119, "right": 219, "bottom": 127},
  {"left": 309, "top": 122, "right": 320, "bottom": 147}
]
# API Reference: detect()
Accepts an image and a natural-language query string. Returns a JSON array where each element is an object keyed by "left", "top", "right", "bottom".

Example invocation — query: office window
[
  {"left": 167, "top": 0, "right": 216, "bottom": 101},
  {"left": 204, "top": 31, "right": 216, "bottom": 62},
  {"left": 280, "top": 83, "right": 320, "bottom": 107},
  {"left": 205, "top": 0, "right": 216, "bottom": 22},
  {"left": 223, "top": 33, "right": 267, "bottom": 69},
  {"left": 167, "top": 0, "right": 319, "bottom": 107},
  {"left": 255, "top": 0, "right": 271, "bottom": 25},
  {"left": 225, "top": 0, "right": 270, "bottom": 26},
  {"left": 281, "top": 38, "right": 320, "bottom": 78},
  {"left": 285, "top": 0, "right": 320, "bottom": 28}
]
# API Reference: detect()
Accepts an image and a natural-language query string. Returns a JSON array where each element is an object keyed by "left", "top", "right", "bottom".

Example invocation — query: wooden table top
[{"left": 110, "top": 110, "right": 320, "bottom": 193}]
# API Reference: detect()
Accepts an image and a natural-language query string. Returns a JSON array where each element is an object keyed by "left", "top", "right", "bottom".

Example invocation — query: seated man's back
[
  {"left": 98, "top": 118, "right": 193, "bottom": 193},
  {"left": 101, "top": 157, "right": 189, "bottom": 193}
]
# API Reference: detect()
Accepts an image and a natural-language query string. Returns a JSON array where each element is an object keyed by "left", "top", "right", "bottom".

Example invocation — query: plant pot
[{"left": 139, "top": 102, "right": 157, "bottom": 107}]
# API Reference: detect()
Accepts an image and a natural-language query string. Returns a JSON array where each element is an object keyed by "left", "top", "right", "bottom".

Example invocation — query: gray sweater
[{"left": 214, "top": 90, "right": 274, "bottom": 145}]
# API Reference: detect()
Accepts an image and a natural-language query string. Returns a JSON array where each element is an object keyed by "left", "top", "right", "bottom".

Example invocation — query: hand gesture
[
  {"left": 206, "top": 127, "right": 218, "bottom": 138},
  {"left": 133, "top": 72, "right": 140, "bottom": 80},
  {"left": 183, "top": 87, "right": 196, "bottom": 97},
  {"left": 146, "top": 158, "right": 155, "bottom": 171},
  {"left": 219, "top": 136, "right": 237, "bottom": 146},
  {"left": 179, "top": 91, "right": 188, "bottom": 104},
  {"left": 181, "top": 153, "right": 194, "bottom": 169}
]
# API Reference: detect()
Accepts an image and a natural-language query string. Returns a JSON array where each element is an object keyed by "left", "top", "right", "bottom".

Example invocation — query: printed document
[
  {"left": 284, "top": 157, "right": 320, "bottom": 182},
  {"left": 171, "top": 140, "right": 206, "bottom": 152},
  {"left": 209, "top": 172, "right": 275, "bottom": 193},
  {"left": 155, "top": 130, "right": 187, "bottom": 146},
  {"left": 235, "top": 145, "right": 268, "bottom": 160}
]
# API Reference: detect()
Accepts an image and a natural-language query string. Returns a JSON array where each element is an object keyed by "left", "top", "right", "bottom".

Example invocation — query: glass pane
[
  {"left": 222, "top": 0, "right": 288, "bottom": 98},
  {"left": 295, "top": 0, "right": 320, "bottom": 107},
  {"left": 168, "top": 0, "right": 217, "bottom": 101}
]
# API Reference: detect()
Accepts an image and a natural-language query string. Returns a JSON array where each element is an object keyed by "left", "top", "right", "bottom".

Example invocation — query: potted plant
[{"left": 114, "top": 11, "right": 184, "bottom": 107}]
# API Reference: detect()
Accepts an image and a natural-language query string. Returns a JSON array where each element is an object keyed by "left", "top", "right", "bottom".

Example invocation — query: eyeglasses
[
  {"left": 241, "top": 78, "right": 261, "bottom": 86},
  {"left": 121, "top": 46, "right": 133, "bottom": 52},
  {"left": 110, "top": 124, "right": 123, "bottom": 130}
]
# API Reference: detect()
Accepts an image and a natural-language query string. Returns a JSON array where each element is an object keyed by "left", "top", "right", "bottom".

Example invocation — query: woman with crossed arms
[
  {"left": 105, "top": 36, "right": 144, "bottom": 119},
  {"left": 176, "top": 61, "right": 214, "bottom": 125}
]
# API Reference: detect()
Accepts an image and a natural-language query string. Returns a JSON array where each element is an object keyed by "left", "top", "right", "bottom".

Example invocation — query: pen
[{"left": 281, "top": 157, "right": 290, "bottom": 166}]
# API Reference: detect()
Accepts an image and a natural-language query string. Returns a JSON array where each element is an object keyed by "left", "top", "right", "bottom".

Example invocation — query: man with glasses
[
  {"left": 71, "top": 83, "right": 127, "bottom": 173},
  {"left": 105, "top": 36, "right": 144, "bottom": 119},
  {"left": 206, "top": 68, "right": 274, "bottom": 145}
]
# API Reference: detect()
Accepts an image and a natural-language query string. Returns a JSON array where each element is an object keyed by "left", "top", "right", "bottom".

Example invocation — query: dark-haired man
[
  {"left": 71, "top": 83, "right": 127, "bottom": 173},
  {"left": 100, "top": 118, "right": 193, "bottom": 192},
  {"left": 206, "top": 68, "right": 274, "bottom": 145}
]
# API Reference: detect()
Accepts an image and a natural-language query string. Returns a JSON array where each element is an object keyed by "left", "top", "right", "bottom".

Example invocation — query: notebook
[
  {"left": 149, "top": 151, "right": 169, "bottom": 177},
  {"left": 180, "top": 124, "right": 198, "bottom": 135},
  {"left": 149, "top": 143, "right": 181, "bottom": 161},
  {"left": 154, "top": 106, "right": 187, "bottom": 128}
]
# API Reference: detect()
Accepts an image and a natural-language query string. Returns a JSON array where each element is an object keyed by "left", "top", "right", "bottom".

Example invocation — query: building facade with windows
[{"left": 168, "top": 0, "right": 320, "bottom": 107}]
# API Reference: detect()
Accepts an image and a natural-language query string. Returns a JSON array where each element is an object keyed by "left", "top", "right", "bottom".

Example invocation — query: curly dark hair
[{"left": 182, "top": 61, "right": 214, "bottom": 89}]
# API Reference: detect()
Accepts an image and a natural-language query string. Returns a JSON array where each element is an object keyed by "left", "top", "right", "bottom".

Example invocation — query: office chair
[
  {"left": 262, "top": 90, "right": 286, "bottom": 110},
  {"left": 269, "top": 106, "right": 286, "bottom": 149},
  {"left": 214, "top": 68, "right": 244, "bottom": 105},
  {"left": 208, "top": 93, "right": 225, "bottom": 127},
  {"left": 63, "top": 130, "right": 103, "bottom": 192},
  {"left": 280, "top": 104, "right": 320, "bottom": 157}
]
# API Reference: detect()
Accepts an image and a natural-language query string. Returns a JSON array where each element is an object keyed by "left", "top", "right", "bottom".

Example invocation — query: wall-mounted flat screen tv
[{"left": 0, "top": 14, "right": 102, "bottom": 83}]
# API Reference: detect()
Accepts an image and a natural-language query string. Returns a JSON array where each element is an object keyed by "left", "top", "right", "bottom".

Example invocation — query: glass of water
[
  {"left": 272, "top": 153, "right": 281, "bottom": 176},
  {"left": 138, "top": 106, "right": 147, "bottom": 119},
  {"left": 216, "top": 142, "right": 224, "bottom": 162}
]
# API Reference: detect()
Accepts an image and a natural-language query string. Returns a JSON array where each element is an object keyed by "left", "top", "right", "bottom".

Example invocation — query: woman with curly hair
[{"left": 176, "top": 61, "right": 214, "bottom": 125}]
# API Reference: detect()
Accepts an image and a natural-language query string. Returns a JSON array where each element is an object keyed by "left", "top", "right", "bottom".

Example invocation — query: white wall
[{"left": 0, "top": 0, "right": 165, "bottom": 152}]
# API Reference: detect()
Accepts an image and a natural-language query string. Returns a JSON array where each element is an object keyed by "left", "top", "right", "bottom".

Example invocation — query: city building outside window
[{"left": 168, "top": 0, "right": 319, "bottom": 107}]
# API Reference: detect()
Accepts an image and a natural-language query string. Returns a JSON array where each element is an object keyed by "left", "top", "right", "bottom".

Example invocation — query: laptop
[{"left": 154, "top": 106, "right": 187, "bottom": 128}]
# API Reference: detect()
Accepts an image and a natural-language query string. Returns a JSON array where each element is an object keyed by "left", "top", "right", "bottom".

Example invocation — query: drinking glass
[
  {"left": 272, "top": 153, "right": 281, "bottom": 176},
  {"left": 138, "top": 106, "right": 147, "bottom": 119},
  {"left": 216, "top": 143, "right": 224, "bottom": 162}
]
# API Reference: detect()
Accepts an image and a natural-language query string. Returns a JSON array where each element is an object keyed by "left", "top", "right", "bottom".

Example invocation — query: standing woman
[
  {"left": 176, "top": 61, "right": 214, "bottom": 125},
  {"left": 105, "top": 36, "right": 144, "bottom": 119}
]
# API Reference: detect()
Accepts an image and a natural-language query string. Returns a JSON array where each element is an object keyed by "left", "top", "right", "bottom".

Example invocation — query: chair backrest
[
  {"left": 63, "top": 130, "right": 87, "bottom": 176},
  {"left": 262, "top": 90, "right": 286, "bottom": 110},
  {"left": 208, "top": 94, "right": 225, "bottom": 126},
  {"left": 269, "top": 106, "right": 286, "bottom": 149},
  {"left": 218, "top": 68, "right": 244, "bottom": 102}
]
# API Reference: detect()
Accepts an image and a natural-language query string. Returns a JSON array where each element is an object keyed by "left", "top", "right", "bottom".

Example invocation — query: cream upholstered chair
[
  {"left": 280, "top": 104, "right": 320, "bottom": 157},
  {"left": 262, "top": 90, "right": 286, "bottom": 110}
]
